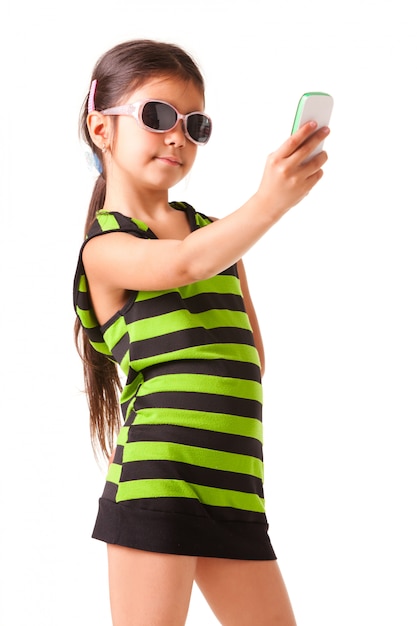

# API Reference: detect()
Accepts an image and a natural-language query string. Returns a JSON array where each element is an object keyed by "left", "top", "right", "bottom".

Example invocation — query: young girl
[{"left": 73, "top": 39, "right": 329, "bottom": 626}]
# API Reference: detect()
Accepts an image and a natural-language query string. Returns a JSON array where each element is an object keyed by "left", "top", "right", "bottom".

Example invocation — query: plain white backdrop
[{"left": 1, "top": 1, "right": 416, "bottom": 624}]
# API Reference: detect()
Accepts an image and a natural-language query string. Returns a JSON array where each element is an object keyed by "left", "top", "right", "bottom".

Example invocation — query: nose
[{"left": 164, "top": 119, "right": 187, "bottom": 147}]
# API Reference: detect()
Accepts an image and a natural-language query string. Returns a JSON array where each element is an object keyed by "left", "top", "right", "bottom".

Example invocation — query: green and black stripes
[{"left": 74, "top": 202, "right": 275, "bottom": 559}]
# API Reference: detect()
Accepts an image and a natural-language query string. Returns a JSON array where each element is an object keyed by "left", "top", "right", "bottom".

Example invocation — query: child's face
[{"left": 108, "top": 76, "right": 205, "bottom": 194}]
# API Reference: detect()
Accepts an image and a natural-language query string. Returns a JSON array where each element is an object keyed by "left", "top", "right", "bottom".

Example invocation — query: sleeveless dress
[{"left": 73, "top": 201, "right": 276, "bottom": 560}]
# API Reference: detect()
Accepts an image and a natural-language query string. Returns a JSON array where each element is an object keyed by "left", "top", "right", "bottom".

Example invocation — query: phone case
[{"left": 291, "top": 92, "right": 333, "bottom": 160}]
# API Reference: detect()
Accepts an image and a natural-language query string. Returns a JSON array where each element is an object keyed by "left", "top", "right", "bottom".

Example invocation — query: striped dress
[{"left": 73, "top": 202, "right": 275, "bottom": 560}]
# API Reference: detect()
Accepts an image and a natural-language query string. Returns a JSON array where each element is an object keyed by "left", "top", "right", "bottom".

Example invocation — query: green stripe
[
  {"left": 102, "top": 316, "right": 128, "bottom": 350},
  {"left": 116, "top": 479, "right": 265, "bottom": 512},
  {"left": 134, "top": 275, "right": 242, "bottom": 302},
  {"left": 107, "top": 462, "right": 122, "bottom": 484},
  {"left": 131, "top": 407, "right": 263, "bottom": 442},
  {"left": 117, "top": 426, "right": 129, "bottom": 446},
  {"left": 194, "top": 213, "right": 211, "bottom": 228},
  {"left": 128, "top": 309, "right": 251, "bottom": 342},
  {"left": 89, "top": 340, "right": 113, "bottom": 357},
  {"left": 138, "top": 373, "right": 262, "bottom": 402},
  {"left": 131, "top": 344, "right": 261, "bottom": 371},
  {"left": 78, "top": 274, "right": 88, "bottom": 292},
  {"left": 96, "top": 211, "right": 121, "bottom": 231},
  {"left": 120, "top": 372, "right": 144, "bottom": 406},
  {"left": 76, "top": 305, "right": 98, "bottom": 329},
  {"left": 130, "top": 217, "right": 149, "bottom": 232},
  {"left": 119, "top": 351, "right": 130, "bottom": 374},
  {"left": 180, "top": 275, "right": 242, "bottom": 297},
  {"left": 122, "top": 441, "right": 264, "bottom": 479}
]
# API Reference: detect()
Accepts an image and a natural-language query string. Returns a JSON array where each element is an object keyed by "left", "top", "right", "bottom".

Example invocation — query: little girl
[{"left": 73, "top": 39, "right": 329, "bottom": 626}]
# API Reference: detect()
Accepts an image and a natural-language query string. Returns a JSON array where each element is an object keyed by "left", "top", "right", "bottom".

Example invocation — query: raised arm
[{"left": 83, "top": 122, "right": 329, "bottom": 295}]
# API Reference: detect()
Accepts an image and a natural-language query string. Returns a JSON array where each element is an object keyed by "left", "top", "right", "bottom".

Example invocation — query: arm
[
  {"left": 83, "top": 123, "right": 329, "bottom": 293},
  {"left": 237, "top": 259, "right": 265, "bottom": 377}
]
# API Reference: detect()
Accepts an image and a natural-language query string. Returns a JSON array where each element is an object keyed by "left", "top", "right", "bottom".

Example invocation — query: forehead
[{"left": 126, "top": 75, "right": 205, "bottom": 111}]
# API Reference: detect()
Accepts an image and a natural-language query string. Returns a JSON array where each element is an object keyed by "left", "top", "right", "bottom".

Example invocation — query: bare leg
[
  {"left": 195, "top": 558, "right": 297, "bottom": 626},
  {"left": 107, "top": 544, "right": 197, "bottom": 626}
]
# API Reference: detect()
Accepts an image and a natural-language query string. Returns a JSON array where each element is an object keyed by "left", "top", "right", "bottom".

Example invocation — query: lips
[{"left": 156, "top": 155, "right": 182, "bottom": 166}]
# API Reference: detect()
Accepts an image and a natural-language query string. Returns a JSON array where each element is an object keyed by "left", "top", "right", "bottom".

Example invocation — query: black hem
[{"left": 92, "top": 497, "right": 276, "bottom": 561}]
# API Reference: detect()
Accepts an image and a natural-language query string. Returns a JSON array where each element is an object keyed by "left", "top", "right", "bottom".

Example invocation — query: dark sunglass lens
[
  {"left": 142, "top": 101, "right": 177, "bottom": 131},
  {"left": 187, "top": 114, "right": 212, "bottom": 144}
]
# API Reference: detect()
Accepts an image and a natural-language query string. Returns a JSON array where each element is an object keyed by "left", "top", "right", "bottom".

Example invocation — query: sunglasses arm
[{"left": 101, "top": 103, "right": 139, "bottom": 117}]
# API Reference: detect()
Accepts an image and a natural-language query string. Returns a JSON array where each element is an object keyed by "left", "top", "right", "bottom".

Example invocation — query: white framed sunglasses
[{"left": 101, "top": 99, "right": 212, "bottom": 146}]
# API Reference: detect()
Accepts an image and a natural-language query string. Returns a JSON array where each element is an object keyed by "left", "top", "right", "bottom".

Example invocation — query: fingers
[
  {"left": 297, "top": 150, "right": 326, "bottom": 195},
  {"left": 304, "top": 149, "right": 328, "bottom": 176},
  {"left": 306, "top": 165, "right": 325, "bottom": 187},
  {"left": 278, "top": 122, "right": 330, "bottom": 162}
]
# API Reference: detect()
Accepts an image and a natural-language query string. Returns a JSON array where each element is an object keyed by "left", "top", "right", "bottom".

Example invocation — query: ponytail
[
  {"left": 74, "top": 173, "right": 122, "bottom": 461},
  {"left": 74, "top": 318, "right": 122, "bottom": 460},
  {"left": 85, "top": 175, "right": 106, "bottom": 233}
]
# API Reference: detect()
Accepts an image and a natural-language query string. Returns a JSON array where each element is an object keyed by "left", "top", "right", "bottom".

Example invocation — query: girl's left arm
[{"left": 237, "top": 259, "right": 265, "bottom": 377}]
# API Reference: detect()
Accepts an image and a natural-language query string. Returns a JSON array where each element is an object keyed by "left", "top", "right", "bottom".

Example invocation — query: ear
[{"left": 87, "top": 111, "right": 111, "bottom": 150}]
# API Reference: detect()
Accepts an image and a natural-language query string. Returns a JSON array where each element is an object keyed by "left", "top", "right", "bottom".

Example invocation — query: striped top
[{"left": 73, "top": 201, "right": 275, "bottom": 560}]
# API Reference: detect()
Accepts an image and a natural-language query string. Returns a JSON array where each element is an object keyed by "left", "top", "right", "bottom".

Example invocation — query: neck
[{"left": 103, "top": 181, "right": 171, "bottom": 221}]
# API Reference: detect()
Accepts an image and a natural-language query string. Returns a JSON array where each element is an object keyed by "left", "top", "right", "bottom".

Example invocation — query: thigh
[
  {"left": 195, "top": 557, "right": 297, "bottom": 626},
  {"left": 107, "top": 544, "right": 197, "bottom": 626}
]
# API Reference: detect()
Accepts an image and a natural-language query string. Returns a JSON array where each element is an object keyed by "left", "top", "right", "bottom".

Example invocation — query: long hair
[{"left": 75, "top": 39, "right": 206, "bottom": 459}]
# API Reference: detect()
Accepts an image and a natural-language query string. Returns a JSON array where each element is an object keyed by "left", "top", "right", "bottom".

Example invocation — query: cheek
[
  {"left": 117, "top": 133, "right": 154, "bottom": 163},
  {"left": 113, "top": 120, "right": 151, "bottom": 151}
]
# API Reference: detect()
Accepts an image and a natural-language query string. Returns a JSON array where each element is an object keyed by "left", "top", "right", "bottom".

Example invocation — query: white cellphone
[{"left": 291, "top": 92, "right": 333, "bottom": 160}]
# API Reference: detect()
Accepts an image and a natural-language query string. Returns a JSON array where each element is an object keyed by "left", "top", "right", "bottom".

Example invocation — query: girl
[{"left": 73, "top": 39, "right": 329, "bottom": 626}]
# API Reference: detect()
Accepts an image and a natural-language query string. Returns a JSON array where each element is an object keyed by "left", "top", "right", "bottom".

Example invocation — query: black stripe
[
  {"left": 126, "top": 424, "right": 263, "bottom": 459},
  {"left": 126, "top": 293, "right": 182, "bottom": 323},
  {"left": 142, "top": 359, "right": 261, "bottom": 383},
  {"left": 111, "top": 332, "right": 130, "bottom": 363},
  {"left": 102, "top": 481, "right": 118, "bottom": 500},
  {"left": 84, "top": 325, "right": 104, "bottom": 344},
  {"left": 120, "top": 459, "right": 264, "bottom": 496},
  {"left": 132, "top": 326, "right": 255, "bottom": 359},
  {"left": 184, "top": 292, "right": 246, "bottom": 314},
  {"left": 134, "top": 391, "right": 262, "bottom": 420},
  {"left": 86, "top": 219, "right": 107, "bottom": 237},
  {"left": 76, "top": 291, "right": 91, "bottom": 311},
  {"left": 113, "top": 445, "right": 124, "bottom": 464},
  {"left": 125, "top": 291, "right": 245, "bottom": 325}
]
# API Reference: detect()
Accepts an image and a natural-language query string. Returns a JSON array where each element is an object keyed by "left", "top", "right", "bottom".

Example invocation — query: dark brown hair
[{"left": 75, "top": 39, "right": 206, "bottom": 459}]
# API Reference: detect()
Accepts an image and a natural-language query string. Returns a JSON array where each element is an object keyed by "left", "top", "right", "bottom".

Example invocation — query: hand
[{"left": 256, "top": 121, "right": 330, "bottom": 219}]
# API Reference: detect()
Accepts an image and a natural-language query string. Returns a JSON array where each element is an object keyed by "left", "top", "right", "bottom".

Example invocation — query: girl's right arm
[{"left": 83, "top": 122, "right": 329, "bottom": 295}]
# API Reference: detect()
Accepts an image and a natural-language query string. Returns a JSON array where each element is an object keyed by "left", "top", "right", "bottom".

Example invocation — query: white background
[{"left": 1, "top": 1, "right": 416, "bottom": 624}]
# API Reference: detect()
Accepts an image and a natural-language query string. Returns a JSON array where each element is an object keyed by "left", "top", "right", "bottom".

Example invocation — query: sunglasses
[{"left": 100, "top": 99, "right": 212, "bottom": 146}]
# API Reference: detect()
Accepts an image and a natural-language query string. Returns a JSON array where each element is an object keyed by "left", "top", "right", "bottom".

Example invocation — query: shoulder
[
  {"left": 169, "top": 200, "right": 217, "bottom": 228},
  {"left": 86, "top": 210, "right": 150, "bottom": 240}
]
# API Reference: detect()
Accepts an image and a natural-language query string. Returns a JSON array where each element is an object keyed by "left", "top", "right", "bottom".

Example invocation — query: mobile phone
[{"left": 291, "top": 92, "right": 333, "bottom": 160}]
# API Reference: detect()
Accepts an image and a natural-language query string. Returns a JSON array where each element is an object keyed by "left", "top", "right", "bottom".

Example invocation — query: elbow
[{"left": 176, "top": 256, "right": 218, "bottom": 285}]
